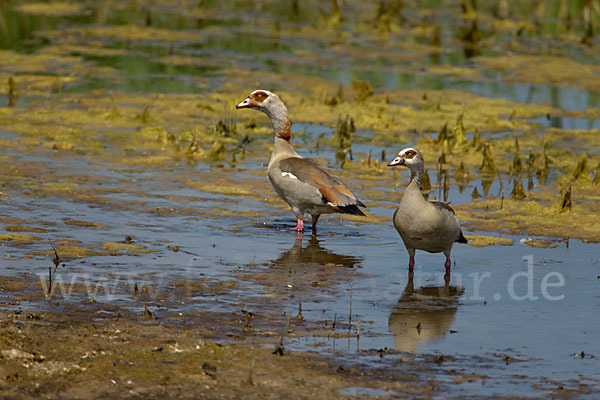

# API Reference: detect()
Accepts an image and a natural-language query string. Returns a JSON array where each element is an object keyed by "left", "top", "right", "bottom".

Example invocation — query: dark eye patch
[
  {"left": 404, "top": 150, "right": 416, "bottom": 158},
  {"left": 253, "top": 91, "right": 268, "bottom": 101}
]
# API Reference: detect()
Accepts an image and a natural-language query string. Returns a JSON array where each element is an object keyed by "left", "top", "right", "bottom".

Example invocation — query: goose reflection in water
[
  {"left": 252, "top": 236, "right": 364, "bottom": 299},
  {"left": 388, "top": 279, "right": 464, "bottom": 354},
  {"left": 271, "top": 236, "right": 362, "bottom": 269}
]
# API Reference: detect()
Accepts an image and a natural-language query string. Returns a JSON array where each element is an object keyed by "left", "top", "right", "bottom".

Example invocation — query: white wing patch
[{"left": 281, "top": 172, "right": 298, "bottom": 180}]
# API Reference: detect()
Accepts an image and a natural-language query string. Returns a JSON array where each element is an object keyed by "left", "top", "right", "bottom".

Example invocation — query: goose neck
[
  {"left": 409, "top": 165, "right": 425, "bottom": 189},
  {"left": 265, "top": 101, "right": 290, "bottom": 141}
]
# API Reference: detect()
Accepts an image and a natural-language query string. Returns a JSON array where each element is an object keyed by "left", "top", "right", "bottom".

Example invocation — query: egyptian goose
[
  {"left": 236, "top": 90, "right": 365, "bottom": 233},
  {"left": 388, "top": 147, "right": 467, "bottom": 275}
]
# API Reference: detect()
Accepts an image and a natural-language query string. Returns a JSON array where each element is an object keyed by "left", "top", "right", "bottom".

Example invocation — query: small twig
[
  {"left": 273, "top": 313, "right": 289, "bottom": 356},
  {"left": 49, "top": 239, "right": 61, "bottom": 269},
  {"left": 348, "top": 283, "right": 353, "bottom": 352},
  {"left": 356, "top": 319, "right": 361, "bottom": 352},
  {"left": 47, "top": 239, "right": 62, "bottom": 295},
  {"left": 348, "top": 282, "right": 353, "bottom": 334},
  {"left": 333, "top": 312, "right": 336, "bottom": 331}
]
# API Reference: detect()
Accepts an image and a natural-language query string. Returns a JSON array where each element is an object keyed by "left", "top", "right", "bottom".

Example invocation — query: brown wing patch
[
  {"left": 318, "top": 186, "right": 347, "bottom": 206},
  {"left": 333, "top": 184, "right": 355, "bottom": 199},
  {"left": 279, "top": 157, "right": 364, "bottom": 210},
  {"left": 430, "top": 200, "right": 456, "bottom": 215},
  {"left": 318, "top": 186, "right": 335, "bottom": 201}
]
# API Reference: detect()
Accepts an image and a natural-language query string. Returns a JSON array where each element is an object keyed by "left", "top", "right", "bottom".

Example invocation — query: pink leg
[
  {"left": 444, "top": 256, "right": 452, "bottom": 284},
  {"left": 408, "top": 255, "right": 416, "bottom": 281},
  {"left": 289, "top": 219, "right": 304, "bottom": 232}
]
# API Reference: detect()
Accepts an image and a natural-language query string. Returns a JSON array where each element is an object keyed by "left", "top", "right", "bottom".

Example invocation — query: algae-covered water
[{"left": 1, "top": 1, "right": 600, "bottom": 398}]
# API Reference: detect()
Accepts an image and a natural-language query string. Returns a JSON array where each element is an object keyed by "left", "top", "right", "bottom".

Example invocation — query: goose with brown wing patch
[
  {"left": 388, "top": 147, "right": 467, "bottom": 277},
  {"left": 237, "top": 90, "right": 365, "bottom": 234}
]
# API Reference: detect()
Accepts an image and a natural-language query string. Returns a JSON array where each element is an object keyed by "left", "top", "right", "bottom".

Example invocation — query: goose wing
[
  {"left": 430, "top": 201, "right": 468, "bottom": 244},
  {"left": 279, "top": 157, "right": 366, "bottom": 215}
]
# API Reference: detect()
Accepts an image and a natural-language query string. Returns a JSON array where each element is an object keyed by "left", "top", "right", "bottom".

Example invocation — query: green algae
[
  {"left": 5, "top": 225, "right": 51, "bottom": 233},
  {"left": 39, "top": 24, "right": 207, "bottom": 45},
  {"left": 31, "top": 245, "right": 105, "bottom": 259},
  {"left": 480, "top": 143, "right": 497, "bottom": 174},
  {"left": 64, "top": 219, "right": 107, "bottom": 229},
  {"left": 425, "top": 64, "right": 482, "bottom": 80},
  {"left": 521, "top": 238, "right": 559, "bottom": 248},
  {"left": 15, "top": 2, "right": 85, "bottom": 16},
  {"left": 0, "top": 276, "right": 30, "bottom": 292},
  {"left": 476, "top": 55, "right": 600, "bottom": 93},
  {"left": 556, "top": 182, "right": 573, "bottom": 213},
  {"left": 0, "top": 233, "right": 40, "bottom": 245},
  {"left": 458, "top": 234, "right": 513, "bottom": 248},
  {"left": 186, "top": 180, "right": 257, "bottom": 197},
  {"left": 0, "top": 72, "right": 77, "bottom": 98},
  {"left": 458, "top": 196, "right": 600, "bottom": 243},
  {"left": 0, "top": 49, "right": 114, "bottom": 78},
  {"left": 510, "top": 177, "right": 527, "bottom": 200},
  {"left": 102, "top": 241, "right": 151, "bottom": 254}
]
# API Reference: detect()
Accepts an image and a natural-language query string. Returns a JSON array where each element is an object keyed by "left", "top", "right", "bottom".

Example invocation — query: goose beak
[
  {"left": 236, "top": 96, "right": 252, "bottom": 109},
  {"left": 387, "top": 157, "right": 405, "bottom": 167}
]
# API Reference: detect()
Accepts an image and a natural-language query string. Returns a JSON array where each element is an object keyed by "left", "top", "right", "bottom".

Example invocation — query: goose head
[
  {"left": 236, "top": 89, "right": 282, "bottom": 114},
  {"left": 387, "top": 147, "right": 424, "bottom": 170},
  {"left": 236, "top": 89, "right": 290, "bottom": 140}
]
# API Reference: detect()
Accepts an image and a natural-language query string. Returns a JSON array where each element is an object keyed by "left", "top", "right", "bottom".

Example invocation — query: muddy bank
[{"left": 0, "top": 308, "right": 440, "bottom": 399}]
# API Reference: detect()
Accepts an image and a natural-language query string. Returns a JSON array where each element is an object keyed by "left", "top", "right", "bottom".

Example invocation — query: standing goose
[
  {"left": 388, "top": 147, "right": 467, "bottom": 276},
  {"left": 236, "top": 90, "right": 365, "bottom": 234}
]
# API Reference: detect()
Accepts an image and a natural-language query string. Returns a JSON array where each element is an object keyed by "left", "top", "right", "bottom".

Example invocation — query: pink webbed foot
[{"left": 289, "top": 219, "right": 304, "bottom": 232}]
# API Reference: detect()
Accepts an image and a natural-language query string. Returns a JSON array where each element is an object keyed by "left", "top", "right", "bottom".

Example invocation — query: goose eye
[
  {"left": 404, "top": 150, "right": 416, "bottom": 159},
  {"left": 254, "top": 91, "right": 267, "bottom": 101}
]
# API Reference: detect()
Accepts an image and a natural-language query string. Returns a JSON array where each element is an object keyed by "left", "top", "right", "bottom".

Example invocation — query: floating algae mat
[{"left": 0, "top": 1, "right": 600, "bottom": 398}]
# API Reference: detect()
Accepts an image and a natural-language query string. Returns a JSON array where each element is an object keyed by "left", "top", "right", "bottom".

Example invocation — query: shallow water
[
  {"left": 1, "top": 1, "right": 600, "bottom": 398},
  {"left": 2, "top": 139, "right": 598, "bottom": 396}
]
